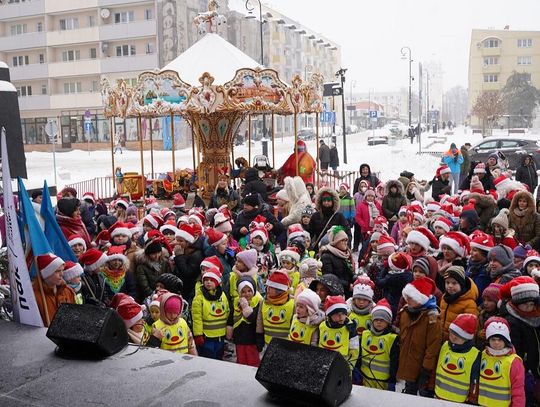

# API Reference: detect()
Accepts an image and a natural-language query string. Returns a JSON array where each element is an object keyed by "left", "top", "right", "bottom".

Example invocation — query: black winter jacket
[
  {"left": 382, "top": 180, "right": 407, "bottom": 220},
  {"left": 515, "top": 155, "right": 538, "bottom": 194},
  {"left": 307, "top": 187, "right": 350, "bottom": 246},
  {"left": 173, "top": 238, "right": 205, "bottom": 301},
  {"left": 134, "top": 253, "right": 171, "bottom": 302},
  {"left": 320, "top": 250, "right": 354, "bottom": 298},
  {"left": 242, "top": 168, "right": 268, "bottom": 202},
  {"left": 353, "top": 164, "right": 381, "bottom": 194},
  {"left": 430, "top": 177, "right": 451, "bottom": 201},
  {"left": 232, "top": 205, "right": 284, "bottom": 241}
]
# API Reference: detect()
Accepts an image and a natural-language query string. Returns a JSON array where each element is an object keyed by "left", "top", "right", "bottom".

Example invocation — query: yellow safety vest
[
  {"left": 232, "top": 293, "right": 263, "bottom": 329},
  {"left": 318, "top": 321, "right": 350, "bottom": 357},
  {"left": 288, "top": 270, "right": 300, "bottom": 292},
  {"left": 360, "top": 331, "right": 397, "bottom": 389},
  {"left": 262, "top": 299, "right": 294, "bottom": 344},
  {"left": 435, "top": 341, "right": 480, "bottom": 403},
  {"left": 193, "top": 292, "right": 229, "bottom": 338},
  {"left": 288, "top": 315, "right": 318, "bottom": 345},
  {"left": 479, "top": 352, "right": 521, "bottom": 407},
  {"left": 348, "top": 311, "right": 372, "bottom": 337},
  {"left": 229, "top": 272, "right": 259, "bottom": 302},
  {"left": 152, "top": 318, "right": 190, "bottom": 353}
]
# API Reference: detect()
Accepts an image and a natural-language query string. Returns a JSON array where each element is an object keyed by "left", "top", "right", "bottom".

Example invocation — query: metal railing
[{"left": 65, "top": 176, "right": 116, "bottom": 201}]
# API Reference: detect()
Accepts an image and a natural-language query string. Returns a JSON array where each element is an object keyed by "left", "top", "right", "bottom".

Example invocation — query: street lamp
[
  {"left": 335, "top": 67, "right": 347, "bottom": 164},
  {"left": 401, "top": 46, "right": 413, "bottom": 132}
]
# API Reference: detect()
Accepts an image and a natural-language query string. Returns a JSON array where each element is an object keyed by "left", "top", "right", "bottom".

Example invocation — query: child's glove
[
  {"left": 242, "top": 306, "right": 253, "bottom": 318},
  {"left": 194, "top": 335, "right": 205, "bottom": 347},
  {"left": 256, "top": 334, "right": 265, "bottom": 352},
  {"left": 238, "top": 297, "right": 248, "bottom": 309},
  {"left": 417, "top": 368, "right": 431, "bottom": 389}
]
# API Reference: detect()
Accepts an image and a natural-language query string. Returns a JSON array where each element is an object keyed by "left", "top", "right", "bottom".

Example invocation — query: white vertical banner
[{"left": 1, "top": 128, "right": 43, "bottom": 327}]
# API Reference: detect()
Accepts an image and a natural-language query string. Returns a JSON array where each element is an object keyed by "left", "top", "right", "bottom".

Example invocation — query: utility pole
[{"left": 336, "top": 68, "right": 348, "bottom": 164}]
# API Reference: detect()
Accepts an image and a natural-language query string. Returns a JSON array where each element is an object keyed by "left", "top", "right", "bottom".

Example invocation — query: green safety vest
[
  {"left": 360, "top": 331, "right": 397, "bottom": 389},
  {"left": 261, "top": 299, "right": 294, "bottom": 344},
  {"left": 479, "top": 352, "right": 520, "bottom": 407}
]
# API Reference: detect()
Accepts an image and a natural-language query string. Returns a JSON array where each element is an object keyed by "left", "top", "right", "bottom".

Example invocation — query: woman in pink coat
[{"left": 355, "top": 189, "right": 383, "bottom": 241}]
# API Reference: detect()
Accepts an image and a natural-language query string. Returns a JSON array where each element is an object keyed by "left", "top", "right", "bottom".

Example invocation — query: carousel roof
[{"left": 161, "top": 33, "right": 262, "bottom": 86}]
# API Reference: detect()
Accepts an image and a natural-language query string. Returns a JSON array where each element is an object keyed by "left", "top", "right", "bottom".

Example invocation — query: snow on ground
[{"left": 21, "top": 126, "right": 483, "bottom": 190}]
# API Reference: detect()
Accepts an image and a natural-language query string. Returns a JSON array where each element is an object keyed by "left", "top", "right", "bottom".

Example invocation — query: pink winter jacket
[{"left": 355, "top": 200, "right": 382, "bottom": 236}]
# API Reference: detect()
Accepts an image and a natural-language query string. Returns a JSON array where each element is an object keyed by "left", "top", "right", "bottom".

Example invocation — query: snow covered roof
[{"left": 161, "top": 33, "right": 262, "bottom": 86}]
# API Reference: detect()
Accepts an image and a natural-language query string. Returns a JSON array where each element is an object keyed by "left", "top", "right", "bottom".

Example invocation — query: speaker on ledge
[{"left": 255, "top": 338, "right": 352, "bottom": 407}]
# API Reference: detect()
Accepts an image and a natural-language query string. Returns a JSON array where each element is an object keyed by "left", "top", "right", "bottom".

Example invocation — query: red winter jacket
[{"left": 355, "top": 200, "right": 383, "bottom": 236}]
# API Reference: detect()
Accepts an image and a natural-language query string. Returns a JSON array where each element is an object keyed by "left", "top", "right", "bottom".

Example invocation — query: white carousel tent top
[{"left": 161, "top": 33, "right": 262, "bottom": 86}]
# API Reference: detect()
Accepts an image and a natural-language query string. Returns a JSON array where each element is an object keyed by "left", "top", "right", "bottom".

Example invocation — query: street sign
[
  {"left": 45, "top": 119, "right": 57, "bottom": 137},
  {"left": 346, "top": 105, "right": 356, "bottom": 111},
  {"left": 320, "top": 111, "right": 336, "bottom": 124},
  {"left": 323, "top": 82, "right": 342, "bottom": 97},
  {"left": 369, "top": 110, "right": 378, "bottom": 118}
]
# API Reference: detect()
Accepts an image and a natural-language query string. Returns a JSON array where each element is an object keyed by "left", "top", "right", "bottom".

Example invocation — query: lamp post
[
  {"left": 335, "top": 68, "right": 347, "bottom": 164},
  {"left": 401, "top": 46, "right": 412, "bottom": 132}
]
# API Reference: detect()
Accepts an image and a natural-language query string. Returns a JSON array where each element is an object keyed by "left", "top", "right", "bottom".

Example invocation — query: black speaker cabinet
[
  {"left": 46, "top": 303, "right": 128, "bottom": 358},
  {"left": 255, "top": 338, "right": 352, "bottom": 406}
]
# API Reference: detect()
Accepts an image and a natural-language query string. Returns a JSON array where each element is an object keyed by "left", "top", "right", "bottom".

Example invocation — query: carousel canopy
[{"left": 161, "top": 33, "right": 262, "bottom": 86}]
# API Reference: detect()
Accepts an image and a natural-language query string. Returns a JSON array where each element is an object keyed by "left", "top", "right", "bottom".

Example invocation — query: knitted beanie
[
  {"left": 444, "top": 265, "right": 466, "bottom": 288},
  {"left": 296, "top": 288, "right": 322, "bottom": 317},
  {"left": 485, "top": 316, "right": 511, "bottom": 344},
  {"left": 482, "top": 283, "right": 502, "bottom": 303},
  {"left": 327, "top": 225, "right": 348, "bottom": 246},
  {"left": 491, "top": 208, "right": 510, "bottom": 230},
  {"left": 488, "top": 244, "right": 514, "bottom": 267},
  {"left": 371, "top": 299, "right": 393, "bottom": 324},
  {"left": 514, "top": 244, "right": 532, "bottom": 260},
  {"left": 500, "top": 276, "right": 539, "bottom": 305},
  {"left": 412, "top": 257, "right": 430, "bottom": 276}
]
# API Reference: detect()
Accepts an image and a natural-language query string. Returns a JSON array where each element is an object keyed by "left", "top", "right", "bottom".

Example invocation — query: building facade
[
  {"left": 0, "top": 0, "right": 340, "bottom": 147},
  {"left": 468, "top": 28, "right": 540, "bottom": 126}
]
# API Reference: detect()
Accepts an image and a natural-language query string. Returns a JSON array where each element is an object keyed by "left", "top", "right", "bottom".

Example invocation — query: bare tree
[{"left": 472, "top": 91, "right": 504, "bottom": 136}]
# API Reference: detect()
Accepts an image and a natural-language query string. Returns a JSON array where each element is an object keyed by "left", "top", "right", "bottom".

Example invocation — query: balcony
[
  {"left": 48, "top": 59, "right": 101, "bottom": 78},
  {"left": 482, "top": 64, "right": 501, "bottom": 74},
  {"left": 50, "top": 92, "right": 102, "bottom": 110},
  {"left": 9, "top": 63, "right": 49, "bottom": 81},
  {"left": 0, "top": 0, "right": 44, "bottom": 21},
  {"left": 45, "top": 0, "right": 98, "bottom": 14},
  {"left": 101, "top": 53, "right": 158, "bottom": 74},
  {"left": 18, "top": 95, "right": 51, "bottom": 111},
  {"left": 99, "top": 0, "right": 152, "bottom": 6},
  {"left": 99, "top": 20, "right": 156, "bottom": 41},
  {"left": 0, "top": 32, "right": 47, "bottom": 52},
  {"left": 481, "top": 46, "right": 501, "bottom": 56},
  {"left": 482, "top": 81, "right": 502, "bottom": 91},
  {"left": 47, "top": 27, "right": 99, "bottom": 47}
]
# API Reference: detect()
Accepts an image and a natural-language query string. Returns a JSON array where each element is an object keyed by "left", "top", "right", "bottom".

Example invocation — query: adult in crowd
[
  {"left": 135, "top": 236, "right": 171, "bottom": 302},
  {"left": 242, "top": 168, "right": 268, "bottom": 202},
  {"left": 56, "top": 197, "right": 92, "bottom": 248},
  {"left": 441, "top": 143, "right": 464, "bottom": 194},
  {"left": 353, "top": 163, "right": 380, "bottom": 194},
  {"left": 280, "top": 176, "right": 312, "bottom": 227},
  {"left": 308, "top": 187, "right": 350, "bottom": 250},
  {"left": 515, "top": 154, "right": 538, "bottom": 196},
  {"left": 318, "top": 139, "right": 330, "bottom": 171},
  {"left": 329, "top": 142, "right": 339, "bottom": 171},
  {"left": 430, "top": 165, "right": 452, "bottom": 202},
  {"left": 509, "top": 191, "right": 540, "bottom": 250},
  {"left": 320, "top": 226, "right": 355, "bottom": 297},
  {"left": 382, "top": 180, "right": 407, "bottom": 230},
  {"left": 232, "top": 194, "right": 284, "bottom": 242},
  {"left": 459, "top": 143, "right": 471, "bottom": 185},
  {"left": 209, "top": 172, "right": 240, "bottom": 214}
]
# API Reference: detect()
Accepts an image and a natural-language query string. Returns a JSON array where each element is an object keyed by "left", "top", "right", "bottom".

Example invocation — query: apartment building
[{"left": 468, "top": 28, "right": 540, "bottom": 126}]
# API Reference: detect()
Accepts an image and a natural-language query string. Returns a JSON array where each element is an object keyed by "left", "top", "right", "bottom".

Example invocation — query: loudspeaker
[
  {"left": 255, "top": 338, "right": 352, "bottom": 407},
  {"left": 46, "top": 303, "right": 128, "bottom": 358}
]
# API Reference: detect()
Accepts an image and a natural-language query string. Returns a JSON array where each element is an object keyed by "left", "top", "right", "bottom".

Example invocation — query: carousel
[{"left": 101, "top": 2, "right": 324, "bottom": 201}]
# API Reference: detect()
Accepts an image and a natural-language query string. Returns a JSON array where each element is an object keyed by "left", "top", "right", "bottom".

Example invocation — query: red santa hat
[
  {"left": 188, "top": 209, "right": 206, "bottom": 226},
  {"left": 436, "top": 165, "right": 451, "bottom": 177},
  {"left": 402, "top": 278, "right": 436, "bottom": 305},
  {"left": 266, "top": 270, "right": 291, "bottom": 292},
  {"left": 176, "top": 223, "right": 196, "bottom": 244},
  {"left": 68, "top": 234, "right": 87, "bottom": 250},
  {"left": 172, "top": 193, "right": 185, "bottom": 208},
  {"left": 388, "top": 252, "right": 413, "bottom": 272},
  {"left": 36, "top": 253, "right": 65, "bottom": 279},
  {"left": 439, "top": 231, "right": 470, "bottom": 257},
  {"left": 82, "top": 192, "right": 96, "bottom": 204},
  {"left": 206, "top": 228, "right": 228, "bottom": 247},
  {"left": 63, "top": 261, "right": 84, "bottom": 281},
  {"left": 116, "top": 298, "right": 143, "bottom": 329},
  {"left": 460, "top": 190, "right": 471, "bottom": 202},
  {"left": 500, "top": 276, "right": 539, "bottom": 305},
  {"left": 109, "top": 221, "right": 133, "bottom": 238},
  {"left": 406, "top": 226, "right": 439, "bottom": 251},
  {"left": 159, "top": 220, "right": 180, "bottom": 236},
  {"left": 485, "top": 316, "right": 511, "bottom": 343},
  {"left": 433, "top": 217, "right": 453, "bottom": 233},
  {"left": 324, "top": 295, "right": 349, "bottom": 316},
  {"left": 426, "top": 201, "right": 441, "bottom": 212},
  {"left": 376, "top": 234, "right": 396, "bottom": 255},
  {"left": 470, "top": 232, "right": 495, "bottom": 253},
  {"left": 524, "top": 250, "right": 540, "bottom": 272},
  {"left": 115, "top": 199, "right": 129, "bottom": 210},
  {"left": 371, "top": 298, "right": 393, "bottom": 324},
  {"left": 214, "top": 212, "right": 232, "bottom": 234},
  {"left": 473, "top": 162, "right": 486, "bottom": 174},
  {"left": 201, "top": 257, "right": 223, "bottom": 286},
  {"left": 251, "top": 225, "right": 269, "bottom": 245},
  {"left": 144, "top": 196, "right": 159, "bottom": 209},
  {"left": 339, "top": 183, "right": 350, "bottom": 191},
  {"left": 287, "top": 223, "right": 305, "bottom": 242},
  {"left": 79, "top": 248, "right": 108, "bottom": 272},
  {"left": 106, "top": 245, "right": 128, "bottom": 265},
  {"left": 143, "top": 214, "right": 163, "bottom": 230},
  {"left": 94, "top": 230, "right": 110, "bottom": 248},
  {"left": 373, "top": 216, "right": 389, "bottom": 230},
  {"left": 449, "top": 313, "right": 478, "bottom": 341},
  {"left": 352, "top": 276, "right": 375, "bottom": 301},
  {"left": 278, "top": 247, "right": 301, "bottom": 264}
]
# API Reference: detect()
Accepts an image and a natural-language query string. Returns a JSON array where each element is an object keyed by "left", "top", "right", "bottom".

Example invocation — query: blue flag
[{"left": 40, "top": 181, "right": 77, "bottom": 263}]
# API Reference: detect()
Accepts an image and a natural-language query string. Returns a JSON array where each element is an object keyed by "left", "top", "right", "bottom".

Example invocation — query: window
[
  {"left": 500, "top": 140, "right": 521, "bottom": 149},
  {"left": 10, "top": 24, "right": 27, "bottom": 36},
  {"left": 39, "top": 54, "right": 44, "bottom": 64},
  {"left": 477, "top": 140, "right": 498, "bottom": 150},
  {"left": 118, "top": 78, "right": 137, "bottom": 86},
  {"left": 483, "top": 74, "right": 498, "bottom": 83},
  {"left": 63, "top": 82, "right": 82, "bottom": 94},
  {"left": 483, "top": 38, "right": 499, "bottom": 48},
  {"left": 114, "top": 11, "right": 135, "bottom": 24},
  {"left": 12, "top": 55, "right": 29, "bottom": 67},
  {"left": 518, "top": 39, "right": 532, "bottom": 48},
  {"left": 41, "top": 84, "right": 47, "bottom": 95},
  {"left": 62, "top": 50, "right": 81, "bottom": 62},
  {"left": 91, "top": 80, "right": 99, "bottom": 92},
  {"left": 145, "top": 42, "right": 154, "bottom": 54},
  {"left": 37, "top": 22, "right": 43, "bottom": 32},
  {"left": 88, "top": 15, "right": 96, "bottom": 27},
  {"left": 518, "top": 56, "right": 532, "bottom": 65},
  {"left": 16, "top": 85, "right": 32, "bottom": 97},
  {"left": 116, "top": 44, "right": 136, "bottom": 57},
  {"left": 59, "top": 18, "right": 79, "bottom": 31},
  {"left": 89, "top": 48, "right": 97, "bottom": 59},
  {"left": 145, "top": 8, "right": 153, "bottom": 20},
  {"left": 483, "top": 56, "right": 498, "bottom": 65}
]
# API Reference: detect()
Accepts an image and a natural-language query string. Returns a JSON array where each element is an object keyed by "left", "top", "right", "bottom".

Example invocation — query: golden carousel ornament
[{"left": 101, "top": 0, "right": 324, "bottom": 199}]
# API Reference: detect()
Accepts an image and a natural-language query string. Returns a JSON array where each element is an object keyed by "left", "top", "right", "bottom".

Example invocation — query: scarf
[
  {"left": 486, "top": 346, "right": 513, "bottom": 357},
  {"left": 513, "top": 208, "right": 528, "bottom": 217},
  {"left": 249, "top": 243, "right": 264, "bottom": 252},
  {"left": 468, "top": 259, "right": 487, "bottom": 277},
  {"left": 506, "top": 301, "right": 540, "bottom": 328},
  {"left": 201, "top": 286, "right": 223, "bottom": 301},
  {"left": 325, "top": 245, "right": 356, "bottom": 275},
  {"left": 370, "top": 325, "right": 392, "bottom": 337},
  {"left": 56, "top": 213, "right": 91, "bottom": 245},
  {"left": 349, "top": 300, "right": 373, "bottom": 316},
  {"left": 266, "top": 291, "right": 290, "bottom": 306},
  {"left": 367, "top": 202, "right": 379, "bottom": 227},
  {"left": 407, "top": 295, "right": 438, "bottom": 314},
  {"left": 490, "top": 261, "right": 515, "bottom": 279},
  {"left": 232, "top": 265, "right": 257, "bottom": 279},
  {"left": 68, "top": 281, "right": 82, "bottom": 292},
  {"left": 101, "top": 268, "right": 126, "bottom": 294}
]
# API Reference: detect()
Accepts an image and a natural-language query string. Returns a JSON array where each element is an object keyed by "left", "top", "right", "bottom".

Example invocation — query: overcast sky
[{"left": 229, "top": 0, "right": 540, "bottom": 93}]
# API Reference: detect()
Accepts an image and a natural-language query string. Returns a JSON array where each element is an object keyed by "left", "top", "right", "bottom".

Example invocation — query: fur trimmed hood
[
  {"left": 315, "top": 187, "right": 340, "bottom": 212},
  {"left": 385, "top": 179, "right": 405, "bottom": 196},
  {"left": 510, "top": 190, "right": 536, "bottom": 215}
]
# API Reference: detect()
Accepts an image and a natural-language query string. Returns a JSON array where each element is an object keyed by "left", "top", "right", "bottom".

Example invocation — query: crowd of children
[{"left": 24, "top": 155, "right": 540, "bottom": 406}]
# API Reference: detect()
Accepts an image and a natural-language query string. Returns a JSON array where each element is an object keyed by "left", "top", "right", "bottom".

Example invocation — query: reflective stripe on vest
[
  {"left": 153, "top": 319, "right": 190, "bottom": 353},
  {"left": 201, "top": 292, "right": 229, "bottom": 338},
  {"left": 349, "top": 311, "right": 372, "bottom": 336},
  {"left": 232, "top": 293, "right": 262, "bottom": 329},
  {"left": 262, "top": 300, "right": 294, "bottom": 344},
  {"left": 318, "top": 321, "right": 350, "bottom": 357},
  {"left": 288, "top": 315, "right": 317, "bottom": 345},
  {"left": 435, "top": 341, "right": 479, "bottom": 403},
  {"left": 478, "top": 352, "right": 520, "bottom": 407},
  {"left": 360, "top": 331, "right": 397, "bottom": 382}
]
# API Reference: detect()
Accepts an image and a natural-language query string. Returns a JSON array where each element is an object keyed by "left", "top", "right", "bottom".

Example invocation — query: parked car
[
  {"left": 469, "top": 136, "right": 540, "bottom": 170},
  {"left": 346, "top": 125, "right": 359, "bottom": 134},
  {"left": 297, "top": 128, "right": 315, "bottom": 140},
  {"left": 367, "top": 134, "right": 389, "bottom": 146}
]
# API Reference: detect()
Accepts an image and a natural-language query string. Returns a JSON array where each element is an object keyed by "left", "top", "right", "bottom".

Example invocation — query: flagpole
[{"left": 35, "top": 268, "right": 50, "bottom": 326}]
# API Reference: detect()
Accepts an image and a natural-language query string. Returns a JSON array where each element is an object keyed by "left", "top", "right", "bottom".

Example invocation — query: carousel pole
[
  {"left": 248, "top": 115, "right": 252, "bottom": 166},
  {"left": 149, "top": 117, "right": 154, "bottom": 178},
  {"left": 170, "top": 111, "right": 176, "bottom": 176},
  {"left": 271, "top": 112, "right": 275, "bottom": 169},
  {"left": 138, "top": 115, "right": 144, "bottom": 177},
  {"left": 316, "top": 112, "right": 320, "bottom": 187},
  {"left": 191, "top": 122, "right": 196, "bottom": 171},
  {"left": 294, "top": 113, "right": 298, "bottom": 176},
  {"left": 110, "top": 117, "right": 115, "bottom": 190}
]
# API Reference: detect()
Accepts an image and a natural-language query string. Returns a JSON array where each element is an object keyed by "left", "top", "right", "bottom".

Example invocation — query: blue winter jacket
[
  {"left": 466, "top": 259, "right": 490, "bottom": 305},
  {"left": 442, "top": 151, "right": 464, "bottom": 174}
]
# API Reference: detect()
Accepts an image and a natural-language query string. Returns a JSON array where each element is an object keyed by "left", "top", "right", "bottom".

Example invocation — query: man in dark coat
[
  {"left": 430, "top": 166, "right": 452, "bottom": 201},
  {"left": 381, "top": 180, "right": 407, "bottom": 229},
  {"left": 353, "top": 163, "right": 381, "bottom": 194},
  {"left": 242, "top": 168, "right": 268, "bottom": 202},
  {"left": 307, "top": 187, "right": 350, "bottom": 248},
  {"left": 459, "top": 143, "right": 471, "bottom": 185},
  {"left": 319, "top": 140, "right": 330, "bottom": 170},
  {"left": 515, "top": 154, "right": 538, "bottom": 195},
  {"left": 232, "top": 193, "right": 284, "bottom": 242},
  {"left": 329, "top": 143, "right": 339, "bottom": 171}
]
